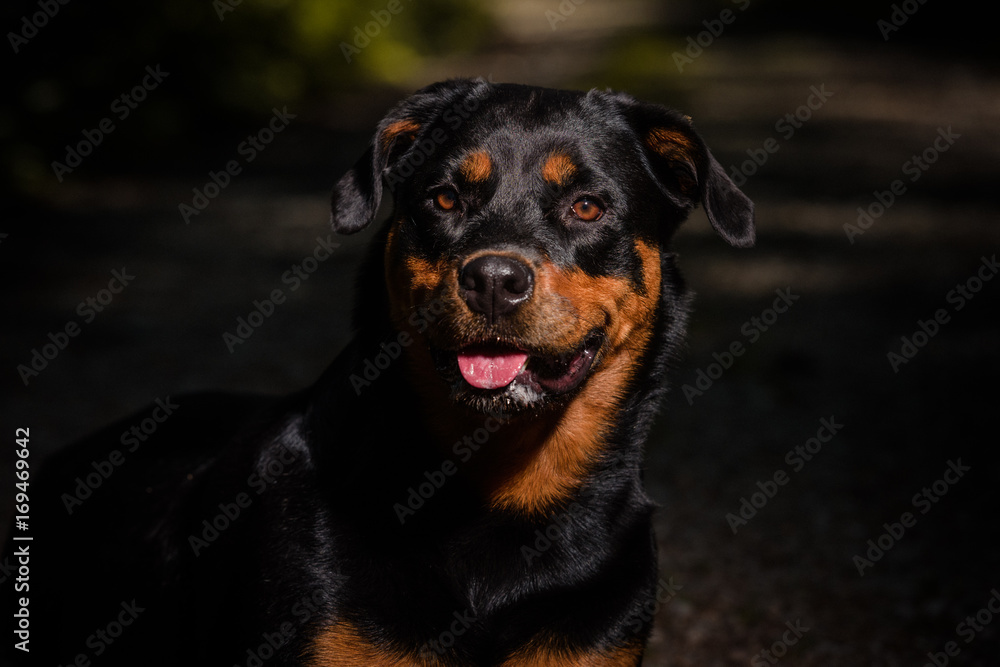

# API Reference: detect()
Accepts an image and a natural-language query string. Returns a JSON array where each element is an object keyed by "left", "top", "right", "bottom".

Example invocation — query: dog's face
[{"left": 332, "top": 80, "right": 753, "bottom": 417}]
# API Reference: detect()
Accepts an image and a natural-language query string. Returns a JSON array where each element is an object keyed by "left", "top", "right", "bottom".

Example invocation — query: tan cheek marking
[
  {"left": 384, "top": 228, "right": 663, "bottom": 518},
  {"left": 542, "top": 152, "right": 577, "bottom": 186},
  {"left": 537, "top": 240, "right": 661, "bottom": 355},
  {"left": 460, "top": 150, "right": 493, "bottom": 182},
  {"left": 383, "top": 222, "right": 410, "bottom": 322},
  {"left": 489, "top": 242, "right": 661, "bottom": 514},
  {"left": 608, "top": 240, "right": 661, "bottom": 354},
  {"left": 383, "top": 220, "right": 452, "bottom": 324}
]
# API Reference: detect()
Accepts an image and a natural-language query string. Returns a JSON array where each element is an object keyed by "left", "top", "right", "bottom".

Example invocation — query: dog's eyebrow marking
[
  {"left": 459, "top": 150, "right": 493, "bottom": 182},
  {"left": 380, "top": 119, "right": 421, "bottom": 150},
  {"left": 541, "top": 152, "right": 576, "bottom": 186}
]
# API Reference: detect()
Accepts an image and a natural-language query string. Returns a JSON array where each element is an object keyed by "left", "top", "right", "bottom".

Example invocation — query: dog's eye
[
  {"left": 571, "top": 197, "right": 604, "bottom": 222},
  {"left": 434, "top": 188, "right": 459, "bottom": 211}
]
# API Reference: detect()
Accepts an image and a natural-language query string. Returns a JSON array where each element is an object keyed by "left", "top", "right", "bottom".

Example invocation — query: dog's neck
[
  {"left": 319, "top": 236, "right": 686, "bottom": 521},
  {"left": 396, "top": 335, "right": 649, "bottom": 517}
]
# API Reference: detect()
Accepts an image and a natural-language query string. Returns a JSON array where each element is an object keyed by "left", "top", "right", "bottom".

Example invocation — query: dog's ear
[
  {"left": 330, "top": 78, "right": 486, "bottom": 234},
  {"left": 606, "top": 92, "right": 755, "bottom": 248}
]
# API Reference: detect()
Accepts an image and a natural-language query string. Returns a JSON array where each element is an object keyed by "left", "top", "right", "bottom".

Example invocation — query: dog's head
[{"left": 331, "top": 79, "right": 753, "bottom": 417}]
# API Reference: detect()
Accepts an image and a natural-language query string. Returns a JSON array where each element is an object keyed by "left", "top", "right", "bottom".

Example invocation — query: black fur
[{"left": 6, "top": 79, "right": 753, "bottom": 666}]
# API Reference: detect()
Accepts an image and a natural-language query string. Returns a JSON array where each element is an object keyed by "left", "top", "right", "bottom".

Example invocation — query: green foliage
[{"left": 3, "top": 0, "right": 491, "bottom": 196}]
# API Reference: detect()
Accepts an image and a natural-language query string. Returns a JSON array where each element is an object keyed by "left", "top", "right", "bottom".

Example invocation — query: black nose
[{"left": 460, "top": 255, "right": 534, "bottom": 323}]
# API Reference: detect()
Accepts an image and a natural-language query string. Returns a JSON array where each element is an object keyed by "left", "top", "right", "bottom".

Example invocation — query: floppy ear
[
  {"left": 330, "top": 78, "right": 486, "bottom": 234},
  {"left": 608, "top": 93, "right": 755, "bottom": 247},
  {"left": 329, "top": 120, "right": 417, "bottom": 234}
]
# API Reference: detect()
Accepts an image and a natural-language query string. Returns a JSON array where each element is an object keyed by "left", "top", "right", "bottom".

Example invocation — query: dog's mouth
[
  {"left": 456, "top": 347, "right": 530, "bottom": 391},
  {"left": 436, "top": 331, "right": 604, "bottom": 412}
]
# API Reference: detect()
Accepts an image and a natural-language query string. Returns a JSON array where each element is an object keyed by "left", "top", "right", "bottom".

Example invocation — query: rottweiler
[{"left": 9, "top": 78, "right": 753, "bottom": 666}]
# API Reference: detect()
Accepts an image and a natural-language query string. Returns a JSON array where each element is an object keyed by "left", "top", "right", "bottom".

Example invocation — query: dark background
[{"left": 2, "top": 0, "right": 998, "bottom": 664}]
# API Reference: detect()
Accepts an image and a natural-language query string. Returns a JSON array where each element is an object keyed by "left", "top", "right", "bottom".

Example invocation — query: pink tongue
[{"left": 456, "top": 349, "right": 528, "bottom": 390}]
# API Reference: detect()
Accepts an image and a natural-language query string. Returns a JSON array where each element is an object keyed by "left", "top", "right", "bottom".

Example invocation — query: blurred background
[{"left": 2, "top": 0, "right": 998, "bottom": 664}]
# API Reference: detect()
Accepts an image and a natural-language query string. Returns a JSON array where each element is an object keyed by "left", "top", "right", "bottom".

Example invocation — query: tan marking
[
  {"left": 645, "top": 127, "right": 698, "bottom": 195},
  {"left": 380, "top": 119, "right": 421, "bottom": 150},
  {"left": 308, "top": 622, "right": 432, "bottom": 666},
  {"left": 309, "top": 622, "right": 641, "bottom": 666},
  {"left": 502, "top": 639, "right": 644, "bottom": 666},
  {"left": 644, "top": 127, "right": 694, "bottom": 162},
  {"left": 385, "top": 220, "right": 663, "bottom": 514},
  {"left": 383, "top": 220, "right": 460, "bottom": 433},
  {"left": 459, "top": 151, "right": 492, "bottom": 182},
  {"left": 541, "top": 152, "right": 577, "bottom": 186},
  {"left": 384, "top": 218, "right": 452, "bottom": 324},
  {"left": 488, "top": 241, "right": 662, "bottom": 513}
]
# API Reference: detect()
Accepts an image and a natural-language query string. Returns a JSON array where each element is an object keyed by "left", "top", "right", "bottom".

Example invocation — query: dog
[{"left": 9, "top": 78, "right": 753, "bottom": 666}]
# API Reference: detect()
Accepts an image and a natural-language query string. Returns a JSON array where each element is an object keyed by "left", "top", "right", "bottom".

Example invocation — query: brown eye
[
  {"left": 571, "top": 197, "right": 604, "bottom": 222},
  {"left": 435, "top": 188, "right": 458, "bottom": 211}
]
